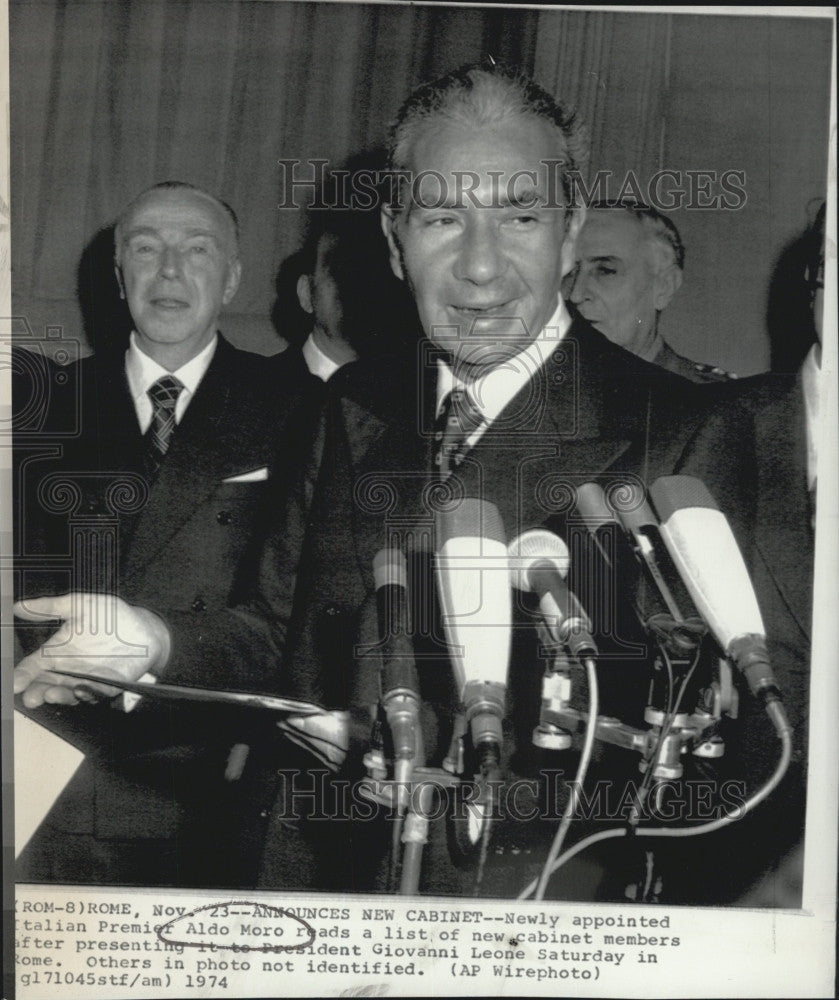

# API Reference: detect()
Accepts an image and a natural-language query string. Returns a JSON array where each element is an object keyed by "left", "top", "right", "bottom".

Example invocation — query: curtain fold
[{"left": 534, "top": 9, "right": 671, "bottom": 186}]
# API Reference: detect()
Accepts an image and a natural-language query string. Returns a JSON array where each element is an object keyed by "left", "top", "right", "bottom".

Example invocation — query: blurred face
[
  {"left": 383, "top": 116, "right": 578, "bottom": 379},
  {"left": 566, "top": 209, "right": 679, "bottom": 353},
  {"left": 298, "top": 233, "right": 344, "bottom": 341},
  {"left": 116, "top": 188, "right": 241, "bottom": 367}
]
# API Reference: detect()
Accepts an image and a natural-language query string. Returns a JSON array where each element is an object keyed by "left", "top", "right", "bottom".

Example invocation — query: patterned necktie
[
  {"left": 434, "top": 387, "right": 485, "bottom": 478},
  {"left": 145, "top": 375, "right": 184, "bottom": 477}
]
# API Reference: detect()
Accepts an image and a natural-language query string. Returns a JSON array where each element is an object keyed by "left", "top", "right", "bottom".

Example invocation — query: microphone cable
[
  {"left": 533, "top": 654, "right": 599, "bottom": 901},
  {"left": 518, "top": 701, "right": 793, "bottom": 899}
]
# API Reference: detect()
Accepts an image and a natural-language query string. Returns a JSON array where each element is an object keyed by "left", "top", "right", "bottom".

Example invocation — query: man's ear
[
  {"left": 560, "top": 206, "right": 585, "bottom": 280},
  {"left": 296, "top": 274, "right": 314, "bottom": 314},
  {"left": 114, "top": 260, "right": 125, "bottom": 300},
  {"left": 380, "top": 206, "right": 405, "bottom": 282},
  {"left": 654, "top": 263, "right": 683, "bottom": 311},
  {"left": 222, "top": 257, "right": 243, "bottom": 306}
]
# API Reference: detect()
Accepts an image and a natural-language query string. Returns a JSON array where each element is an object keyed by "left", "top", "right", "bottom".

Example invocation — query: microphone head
[
  {"left": 373, "top": 547, "right": 408, "bottom": 590},
  {"left": 507, "top": 528, "right": 570, "bottom": 592},
  {"left": 649, "top": 475, "right": 765, "bottom": 651},
  {"left": 436, "top": 497, "right": 505, "bottom": 546},
  {"left": 648, "top": 475, "right": 718, "bottom": 520},
  {"left": 575, "top": 482, "right": 615, "bottom": 532}
]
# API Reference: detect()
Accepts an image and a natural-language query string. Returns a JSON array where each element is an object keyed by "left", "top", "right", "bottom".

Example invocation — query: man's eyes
[
  {"left": 420, "top": 213, "right": 458, "bottom": 227},
  {"left": 127, "top": 240, "right": 215, "bottom": 256}
]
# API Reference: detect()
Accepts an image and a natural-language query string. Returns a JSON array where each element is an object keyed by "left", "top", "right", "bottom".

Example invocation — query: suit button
[
  {"left": 216, "top": 510, "right": 233, "bottom": 525},
  {"left": 191, "top": 597, "right": 207, "bottom": 612},
  {"left": 324, "top": 605, "right": 340, "bottom": 616}
]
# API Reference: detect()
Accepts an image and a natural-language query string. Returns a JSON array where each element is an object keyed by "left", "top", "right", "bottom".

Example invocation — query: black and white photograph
[{"left": 4, "top": 2, "right": 837, "bottom": 997}]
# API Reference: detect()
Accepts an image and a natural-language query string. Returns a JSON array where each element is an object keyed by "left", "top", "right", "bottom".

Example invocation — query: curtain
[{"left": 10, "top": 0, "right": 539, "bottom": 351}]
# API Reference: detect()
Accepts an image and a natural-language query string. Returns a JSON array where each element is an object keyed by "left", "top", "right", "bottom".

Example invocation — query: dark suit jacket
[{"left": 15, "top": 335, "right": 319, "bottom": 886}]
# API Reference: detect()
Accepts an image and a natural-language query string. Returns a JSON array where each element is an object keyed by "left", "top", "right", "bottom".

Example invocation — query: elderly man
[
  {"left": 14, "top": 181, "right": 316, "bottom": 886},
  {"left": 566, "top": 201, "right": 734, "bottom": 381}
]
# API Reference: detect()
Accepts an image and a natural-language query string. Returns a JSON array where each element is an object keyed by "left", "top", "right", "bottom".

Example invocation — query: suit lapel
[{"left": 476, "top": 321, "right": 638, "bottom": 479}]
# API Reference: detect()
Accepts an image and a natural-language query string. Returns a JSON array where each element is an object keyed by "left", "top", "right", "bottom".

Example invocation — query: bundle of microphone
[{"left": 367, "top": 475, "right": 793, "bottom": 897}]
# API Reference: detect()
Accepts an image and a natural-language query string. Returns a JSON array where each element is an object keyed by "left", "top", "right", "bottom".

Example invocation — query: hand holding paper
[{"left": 13, "top": 592, "right": 171, "bottom": 708}]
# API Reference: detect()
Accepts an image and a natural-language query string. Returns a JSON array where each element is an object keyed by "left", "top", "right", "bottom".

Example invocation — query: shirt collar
[
  {"left": 302, "top": 332, "right": 342, "bottom": 382},
  {"left": 436, "top": 297, "right": 571, "bottom": 421},
  {"left": 125, "top": 331, "right": 218, "bottom": 404}
]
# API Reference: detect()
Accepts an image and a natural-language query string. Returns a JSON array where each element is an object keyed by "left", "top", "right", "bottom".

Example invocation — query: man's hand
[{"left": 13, "top": 593, "right": 172, "bottom": 709}]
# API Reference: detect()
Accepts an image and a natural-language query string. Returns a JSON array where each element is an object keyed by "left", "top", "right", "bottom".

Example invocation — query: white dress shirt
[
  {"left": 301, "top": 331, "right": 342, "bottom": 382},
  {"left": 435, "top": 297, "right": 572, "bottom": 449},
  {"left": 125, "top": 331, "right": 218, "bottom": 431}
]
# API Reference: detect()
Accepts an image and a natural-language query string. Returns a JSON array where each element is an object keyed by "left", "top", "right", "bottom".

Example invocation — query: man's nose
[
  {"left": 453, "top": 220, "right": 506, "bottom": 284},
  {"left": 159, "top": 246, "right": 183, "bottom": 279}
]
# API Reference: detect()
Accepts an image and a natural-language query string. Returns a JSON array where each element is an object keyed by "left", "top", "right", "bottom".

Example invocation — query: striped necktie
[
  {"left": 145, "top": 375, "right": 184, "bottom": 477},
  {"left": 434, "top": 387, "right": 485, "bottom": 478}
]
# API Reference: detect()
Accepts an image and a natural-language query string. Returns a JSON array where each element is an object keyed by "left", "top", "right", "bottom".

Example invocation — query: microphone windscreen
[
  {"left": 373, "top": 548, "right": 408, "bottom": 591},
  {"left": 649, "top": 475, "right": 717, "bottom": 519},
  {"left": 507, "top": 529, "right": 570, "bottom": 592},
  {"left": 649, "top": 475, "right": 765, "bottom": 650},
  {"left": 575, "top": 482, "right": 614, "bottom": 530},
  {"left": 435, "top": 500, "right": 510, "bottom": 694},
  {"left": 437, "top": 496, "right": 505, "bottom": 545}
]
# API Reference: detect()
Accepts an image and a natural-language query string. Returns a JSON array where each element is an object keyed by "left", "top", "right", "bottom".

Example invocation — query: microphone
[
  {"left": 609, "top": 482, "right": 690, "bottom": 622},
  {"left": 508, "top": 528, "right": 598, "bottom": 659},
  {"left": 372, "top": 547, "right": 420, "bottom": 773},
  {"left": 648, "top": 476, "right": 779, "bottom": 701},
  {"left": 435, "top": 499, "right": 510, "bottom": 758},
  {"left": 574, "top": 482, "right": 650, "bottom": 645}
]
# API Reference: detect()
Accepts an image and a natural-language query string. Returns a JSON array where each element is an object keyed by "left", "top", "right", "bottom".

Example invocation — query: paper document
[{"left": 14, "top": 709, "right": 84, "bottom": 858}]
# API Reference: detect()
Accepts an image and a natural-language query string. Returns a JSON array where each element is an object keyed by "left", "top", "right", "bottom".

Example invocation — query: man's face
[
  {"left": 566, "top": 210, "right": 678, "bottom": 352},
  {"left": 383, "top": 116, "right": 577, "bottom": 378},
  {"left": 115, "top": 188, "right": 241, "bottom": 365},
  {"left": 297, "top": 233, "right": 344, "bottom": 341}
]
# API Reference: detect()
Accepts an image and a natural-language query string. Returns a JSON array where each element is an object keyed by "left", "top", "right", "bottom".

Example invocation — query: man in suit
[
  {"left": 565, "top": 201, "right": 736, "bottom": 381},
  {"left": 247, "top": 63, "right": 762, "bottom": 896},
  {"left": 14, "top": 181, "right": 317, "bottom": 886},
  {"left": 674, "top": 204, "right": 824, "bottom": 907}
]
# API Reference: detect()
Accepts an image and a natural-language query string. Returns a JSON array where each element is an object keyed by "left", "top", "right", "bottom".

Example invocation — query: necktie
[
  {"left": 145, "top": 375, "right": 184, "bottom": 477},
  {"left": 434, "top": 387, "right": 485, "bottom": 478}
]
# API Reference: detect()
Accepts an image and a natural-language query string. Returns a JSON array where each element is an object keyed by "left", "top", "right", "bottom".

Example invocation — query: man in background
[
  {"left": 566, "top": 200, "right": 735, "bottom": 381},
  {"left": 14, "top": 181, "right": 316, "bottom": 887}
]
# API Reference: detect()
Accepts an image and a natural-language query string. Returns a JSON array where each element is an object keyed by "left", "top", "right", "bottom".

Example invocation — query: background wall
[{"left": 9, "top": 2, "right": 833, "bottom": 374}]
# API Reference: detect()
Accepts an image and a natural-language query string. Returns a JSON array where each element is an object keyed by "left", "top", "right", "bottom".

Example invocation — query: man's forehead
[
  {"left": 579, "top": 211, "right": 647, "bottom": 256},
  {"left": 122, "top": 189, "right": 233, "bottom": 240},
  {"left": 409, "top": 115, "right": 559, "bottom": 180}
]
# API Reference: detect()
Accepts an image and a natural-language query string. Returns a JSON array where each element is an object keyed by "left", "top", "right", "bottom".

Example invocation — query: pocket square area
[{"left": 223, "top": 467, "right": 269, "bottom": 483}]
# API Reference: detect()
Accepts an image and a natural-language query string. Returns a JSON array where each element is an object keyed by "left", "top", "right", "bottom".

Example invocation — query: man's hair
[
  {"left": 386, "top": 61, "right": 588, "bottom": 211},
  {"left": 113, "top": 180, "right": 240, "bottom": 261},
  {"left": 590, "top": 199, "right": 685, "bottom": 272}
]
